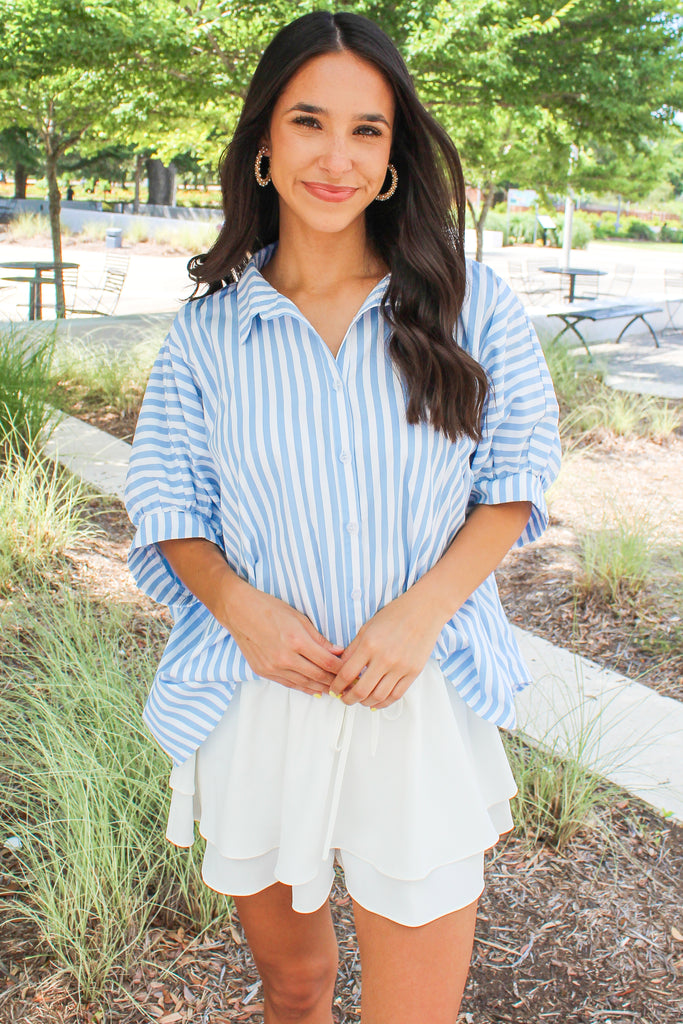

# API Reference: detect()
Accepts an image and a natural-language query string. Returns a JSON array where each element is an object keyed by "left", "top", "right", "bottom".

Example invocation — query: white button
[
  {"left": 346, "top": 521, "right": 359, "bottom": 534},
  {"left": 339, "top": 451, "right": 350, "bottom": 463},
  {"left": 333, "top": 379, "right": 343, "bottom": 391},
  {"left": 351, "top": 588, "right": 362, "bottom": 600}
]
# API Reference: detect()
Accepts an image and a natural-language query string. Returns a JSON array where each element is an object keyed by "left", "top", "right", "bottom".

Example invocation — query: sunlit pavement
[{"left": 0, "top": 242, "right": 192, "bottom": 320}]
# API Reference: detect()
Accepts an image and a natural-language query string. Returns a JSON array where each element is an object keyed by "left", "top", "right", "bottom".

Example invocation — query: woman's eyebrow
[{"left": 284, "top": 102, "right": 391, "bottom": 127}]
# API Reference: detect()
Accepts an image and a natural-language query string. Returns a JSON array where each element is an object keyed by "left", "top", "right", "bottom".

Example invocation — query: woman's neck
[{"left": 261, "top": 217, "right": 388, "bottom": 295}]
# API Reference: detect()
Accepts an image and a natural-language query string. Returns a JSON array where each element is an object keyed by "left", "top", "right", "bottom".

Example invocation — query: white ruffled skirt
[{"left": 165, "top": 657, "right": 518, "bottom": 927}]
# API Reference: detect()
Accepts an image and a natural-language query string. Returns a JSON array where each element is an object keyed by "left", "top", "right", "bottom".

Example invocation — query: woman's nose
[{"left": 317, "top": 139, "right": 353, "bottom": 177}]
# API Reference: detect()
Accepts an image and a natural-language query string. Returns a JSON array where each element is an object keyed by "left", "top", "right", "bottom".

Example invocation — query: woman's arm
[
  {"left": 410, "top": 500, "right": 532, "bottom": 624},
  {"left": 158, "top": 538, "right": 344, "bottom": 695}
]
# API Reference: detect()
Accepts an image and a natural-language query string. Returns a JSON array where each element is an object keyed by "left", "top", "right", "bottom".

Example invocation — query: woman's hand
[
  {"left": 328, "top": 501, "right": 533, "bottom": 708},
  {"left": 226, "top": 584, "right": 345, "bottom": 697},
  {"left": 158, "top": 537, "right": 343, "bottom": 697},
  {"left": 328, "top": 588, "right": 444, "bottom": 709}
]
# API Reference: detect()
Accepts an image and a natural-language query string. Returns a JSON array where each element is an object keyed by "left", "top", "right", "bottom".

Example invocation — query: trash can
[{"left": 105, "top": 227, "right": 123, "bottom": 248}]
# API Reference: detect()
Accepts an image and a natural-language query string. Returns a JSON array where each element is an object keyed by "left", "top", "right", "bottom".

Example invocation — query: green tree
[
  {"left": 407, "top": 0, "right": 683, "bottom": 258},
  {"left": 0, "top": 0, "right": 193, "bottom": 314}
]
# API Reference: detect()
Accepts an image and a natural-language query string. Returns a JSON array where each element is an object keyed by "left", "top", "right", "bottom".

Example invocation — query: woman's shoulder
[
  {"left": 168, "top": 282, "right": 241, "bottom": 354},
  {"left": 463, "top": 257, "right": 518, "bottom": 315},
  {"left": 459, "top": 258, "right": 526, "bottom": 361}
]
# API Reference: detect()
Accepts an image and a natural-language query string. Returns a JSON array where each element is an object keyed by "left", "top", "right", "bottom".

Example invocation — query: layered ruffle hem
[{"left": 165, "top": 657, "right": 518, "bottom": 927}]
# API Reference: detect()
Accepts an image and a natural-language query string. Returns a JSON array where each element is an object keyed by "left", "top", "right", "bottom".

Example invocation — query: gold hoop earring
[
  {"left": 375, "top": 163, "right": 398, "bottom": 201},
  {"left": 255, "top": 146, "right": 271, "bottom": 187}
]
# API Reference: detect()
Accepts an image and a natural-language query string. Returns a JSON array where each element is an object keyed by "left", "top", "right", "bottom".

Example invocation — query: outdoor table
[
  {"left": 547, "top": 302, "right": 662, "bottom": 359},
  {"left": 538, "top": 266, "right": 606, "bottom": 303},
  {"left": 0, "top": 260, "right": 79, "bottom": 320}
]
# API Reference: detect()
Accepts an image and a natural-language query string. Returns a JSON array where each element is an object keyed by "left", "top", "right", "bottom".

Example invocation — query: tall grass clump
[
  {"left": 122, "top": 221, "right": 150, "bottom": 244},
  {"left": 0, "top": 325, "right": 58, "bottom": 456},
  {"left": 77, "top": 220, "right": 107, "bottom": 241},
  {"left": 577, "top": 509, "right": 654, "bottom": 603},
  {"left": 0, "top": 434, "right": 90, "bottom": 588},
  {"left": 49, "top": 337, "right": 158, "bottom": 415},
  {"left": 503, "top": 731, "right": 619, "bottom": 851},
  {"left": 542, "top": 339, "right": 596, "bottom": 409},
  {"left": 153, "top": 221, "right": 221, "bottom": 252},
  {"left": 7, "top": 211, "right": 50, "bottom": 239},
  {"left": 0, "top": 590, "right": 230, "bottom": 1000}
]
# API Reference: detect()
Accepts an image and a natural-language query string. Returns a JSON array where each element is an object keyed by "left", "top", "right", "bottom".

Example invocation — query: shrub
[
  {"left": 625, "top": 218, "right": 657, "bottom": 241},
  {"left": 660, "top": 221, "right": 683, "bottom": 243},
  {"left": 557, "top": 214, "right": 593, "bottom": 250},
  {"left": 591, "top": 211, "right": 618, "bottom": 238}
]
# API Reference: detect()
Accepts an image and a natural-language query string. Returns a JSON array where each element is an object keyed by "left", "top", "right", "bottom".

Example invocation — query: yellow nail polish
[{"left": 314, "top": 692, "right": 322, "bottom": 698}]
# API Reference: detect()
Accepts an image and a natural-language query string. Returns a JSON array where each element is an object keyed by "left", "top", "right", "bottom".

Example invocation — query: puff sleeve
[
  {"left": 124, "top": 313, "right": 223, "bottom": 607},
  {"left": 467, "top": 274, "right": 562, "bottom": 547}
]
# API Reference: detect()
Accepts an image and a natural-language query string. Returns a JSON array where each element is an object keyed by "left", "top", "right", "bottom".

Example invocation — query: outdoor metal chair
[
  {"left": 507, "top": 259, "right": 561, "bottom": 306},
  {"left": 664, "top": 269, "right": 683, "bottom": 333},
  {"left": 601, "top": 264, "right": 635, "bottom": 299},
  {"left": 68, "top": 253, "right": 130, "bottom": 316}
]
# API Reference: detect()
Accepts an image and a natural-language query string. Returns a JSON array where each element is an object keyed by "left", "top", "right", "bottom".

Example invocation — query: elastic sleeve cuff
[
  {"left": 469, "top": 470, "right": 549, "bottom": 547},
  {"left": 127, "top": 508, "right": 223, "bottom": 606}
]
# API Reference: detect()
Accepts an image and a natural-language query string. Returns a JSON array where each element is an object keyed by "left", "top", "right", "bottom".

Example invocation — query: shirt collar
[{"left": 235, "top": 241, "right": 390, "bottom": 345}]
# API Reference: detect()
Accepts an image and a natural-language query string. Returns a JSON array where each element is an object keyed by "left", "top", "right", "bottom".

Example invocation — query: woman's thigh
[
  {"left": 351, "top": 895, "right": 479, "bottom": 1024},
  {"left": 232, "top": 882, "right": 339, "bottom": 994}
]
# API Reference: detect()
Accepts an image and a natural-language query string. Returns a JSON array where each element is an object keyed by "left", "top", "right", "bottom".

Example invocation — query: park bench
[{"left": 547, "top": 302, "right": 662, "bottom": 359}]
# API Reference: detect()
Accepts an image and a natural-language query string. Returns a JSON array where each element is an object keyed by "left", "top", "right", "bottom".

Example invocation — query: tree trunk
[
  {"left": 14, "top": 161, "right": 27, "bottom": 199},
  {"left": 134, "top": 153, "right": 142, "bottom": 213},
  {"left": 146, "top": 158, "right": 177, "bottom": 206},
  {"left": 45, "top": 145, "right": 65, "bottom": 318},
  {"left": 467, "top": 185, "right": 496, "bottom": 262}
]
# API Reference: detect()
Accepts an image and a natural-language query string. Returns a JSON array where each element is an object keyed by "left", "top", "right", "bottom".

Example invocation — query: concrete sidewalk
[{"left": 44, "top": 411, "right": 683, "bottom": 825}]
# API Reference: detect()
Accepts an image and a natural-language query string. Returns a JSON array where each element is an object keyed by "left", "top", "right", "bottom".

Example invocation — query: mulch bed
[{"left": 2, "top": 797, "right": 681, "bottom": 1023}]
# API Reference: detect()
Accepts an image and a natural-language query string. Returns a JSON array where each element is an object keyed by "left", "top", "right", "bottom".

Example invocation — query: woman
[{"left": 124, "top": 10, "right": 561, "bottom": 1024}]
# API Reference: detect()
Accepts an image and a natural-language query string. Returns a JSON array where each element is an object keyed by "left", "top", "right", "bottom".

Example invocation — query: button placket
[{"left": 332, "top": 360, "right": 364, "bottom": 618}]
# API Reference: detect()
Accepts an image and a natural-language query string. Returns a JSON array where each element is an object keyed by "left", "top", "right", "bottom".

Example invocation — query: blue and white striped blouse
[{"left": 125, "top": 241, "right": 561, "bottom": 766}]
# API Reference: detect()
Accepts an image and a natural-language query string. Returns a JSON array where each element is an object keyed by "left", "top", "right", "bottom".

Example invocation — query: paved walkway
[{"left": 44, "top": 412, "right": 683, "bottom": 825}]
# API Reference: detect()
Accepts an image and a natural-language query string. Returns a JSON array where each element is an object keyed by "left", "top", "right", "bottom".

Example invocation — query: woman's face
[{"left": 262, "top": 50, "right": 396, "bottom": 236}]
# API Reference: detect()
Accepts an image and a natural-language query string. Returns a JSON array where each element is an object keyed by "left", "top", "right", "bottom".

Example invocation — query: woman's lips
[{"left": 302, "top": 182, "right": 358, "bottom": 202}]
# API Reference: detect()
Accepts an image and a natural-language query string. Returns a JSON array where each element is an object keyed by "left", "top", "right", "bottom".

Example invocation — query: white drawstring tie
[{"left": 321, "top": 696, "right": 405, "bottom": 860}]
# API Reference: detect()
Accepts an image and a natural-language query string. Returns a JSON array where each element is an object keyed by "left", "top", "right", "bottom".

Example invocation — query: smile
[{"left": 302, "top": 182, "right": 358, "bottom": 202}]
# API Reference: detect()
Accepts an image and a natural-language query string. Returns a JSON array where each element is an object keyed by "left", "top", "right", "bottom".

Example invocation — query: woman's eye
[{"left": 290, "top": 116, "right": 382, "bottom": 138}]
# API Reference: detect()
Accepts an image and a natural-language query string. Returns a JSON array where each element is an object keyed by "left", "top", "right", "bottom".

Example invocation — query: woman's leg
[
  {"left": 350, "top": 895, "right": 479, "bottom": 1024},
  {"left": 232, "top": 882, "right": 339, "bottom": 1024}
]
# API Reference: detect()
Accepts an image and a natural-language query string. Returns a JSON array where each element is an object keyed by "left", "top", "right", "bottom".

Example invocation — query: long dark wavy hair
[{"left": 188, "top": 10, "right": 489, "bottom": 442}]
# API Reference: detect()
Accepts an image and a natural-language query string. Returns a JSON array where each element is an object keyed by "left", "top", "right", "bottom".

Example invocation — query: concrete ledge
[
  {"left": 514, "top": 628, "right": 683, "bottom": 822},
  {"left": 45, "top": 415, "right": 130, "bottom": 499}
]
